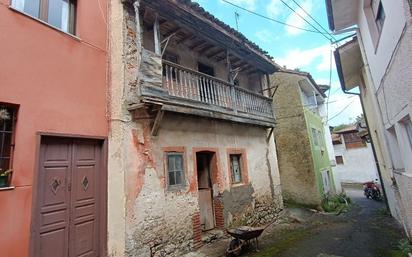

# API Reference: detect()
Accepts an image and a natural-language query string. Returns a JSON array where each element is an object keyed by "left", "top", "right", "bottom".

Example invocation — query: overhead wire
[
  {"left": 220, "top": 0, "right": 331, "bottom": 35},
  {"left": 289, "top": 0, "right": 337, "bottom": 41},
  {"left": 277, "top": 0, "right": 333, "bottom": 42},
  {"left": 328, "top": 100, "right": 356, "bottom": 122}
]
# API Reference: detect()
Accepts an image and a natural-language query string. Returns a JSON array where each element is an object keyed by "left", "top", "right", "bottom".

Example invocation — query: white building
[
  {"left": 326, "top": 0, "right": 412, "bottom": 238},
  {"left": 332, "top": 126, "right": 379, "bottom": 185}
]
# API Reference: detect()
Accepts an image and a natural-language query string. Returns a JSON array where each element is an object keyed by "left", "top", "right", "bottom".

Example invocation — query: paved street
[
  {"left": 245, "top": 188, "right": 406, "bottom": 257},
  {"left": 196, "top": 188, "right": 407, "bottom": 257}
]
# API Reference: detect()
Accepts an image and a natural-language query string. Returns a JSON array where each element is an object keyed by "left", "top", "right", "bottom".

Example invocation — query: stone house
[
  {"left": 271, "top": 70, "right": 336, "bottom": 208},
  {"left": 332, "top": 126, "right": 380, "bottom": 185},
  {"left": 327, "top": 0, "right": 412, "bottom": 238},
  {"left": 108, "top": 0, "right": 283, "bottom": 256}
]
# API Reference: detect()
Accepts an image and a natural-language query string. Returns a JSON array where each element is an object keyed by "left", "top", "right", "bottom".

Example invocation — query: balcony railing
[{"left": 162, "top": 60, "right": 274, "bottom": 119}]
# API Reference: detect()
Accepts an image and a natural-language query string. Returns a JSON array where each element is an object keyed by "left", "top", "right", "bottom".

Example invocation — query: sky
[{"left": 193, "top": 0, "right": 363, "bottom": 126}]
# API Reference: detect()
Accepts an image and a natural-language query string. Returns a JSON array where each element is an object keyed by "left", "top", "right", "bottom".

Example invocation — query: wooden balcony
[{"left": 137, "top": 60, "right": 275, "bottom": 127}]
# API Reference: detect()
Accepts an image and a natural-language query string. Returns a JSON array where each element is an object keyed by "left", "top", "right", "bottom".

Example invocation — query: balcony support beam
[{"left": 154, "top": 13, "right": 161, "bottom": 55}]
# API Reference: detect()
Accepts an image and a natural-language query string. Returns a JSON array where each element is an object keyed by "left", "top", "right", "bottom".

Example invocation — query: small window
[
  {"left": 12, "top": 0, "right": 76, "bottom": 34},
  {"left": 0, "top": 104, "right": 17, "bottom": 187},
  {"left": 166, "top": 152, "right": 185, "bottom": 187},
  {"left": 335, "top": 155, "right": 344, "bottom": 165},
  {"left": 375, "top": 1, "right": 385, "bottom": 33},
  {"left": 311, "top": 128, "right": 319, "bottom": 146},
  {"left": 230, "top": 154, "right": 242, "bottom": 184}
]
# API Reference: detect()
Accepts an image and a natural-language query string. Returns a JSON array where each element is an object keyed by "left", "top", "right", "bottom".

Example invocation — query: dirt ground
[{"left": 193, "top": 188, "right": 408, "bottom": 257}]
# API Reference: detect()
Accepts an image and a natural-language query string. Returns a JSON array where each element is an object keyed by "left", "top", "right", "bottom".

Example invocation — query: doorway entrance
[
  {"left": 32, "top": 136, "right": 106, "bottom": 257},
  {"left": 196, "top": 152, "right": 216, "bottom": 231}
]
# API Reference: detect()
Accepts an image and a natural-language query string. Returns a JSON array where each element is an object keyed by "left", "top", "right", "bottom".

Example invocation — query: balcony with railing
[{"left": 137, "top": 59, "right": 275, "bottom": 128}]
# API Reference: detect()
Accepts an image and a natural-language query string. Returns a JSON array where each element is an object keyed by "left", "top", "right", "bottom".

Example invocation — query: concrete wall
[
  {"left": 0, "top": 1, "right": 108, "bottom": 256},
  {"left": 108, "top": 2, "right": 283, "bottom": 256},
  {"left": 354, "top": 0, "right": 412, "bottom": 237},
  {"left": 333, "top": 139, "right": 379, "bottom": 184},
  {"left": 272, "top": 72, "right": 326, "bottom": 207}
]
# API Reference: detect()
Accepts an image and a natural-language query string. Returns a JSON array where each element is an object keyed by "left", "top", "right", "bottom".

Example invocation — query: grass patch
[
  {"left": 246, "top": 228, "right": 312, "bottom": 257},
  {"left": 321, "top": 193, "right": 351, "bottom": 213},
  {"left": 398, "top": 239, "right": 412, "bottom": 256}
]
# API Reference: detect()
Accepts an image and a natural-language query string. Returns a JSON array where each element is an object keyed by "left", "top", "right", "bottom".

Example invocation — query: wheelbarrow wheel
[{"left": 226, "top": 238, "right": 242, "bottom": 257}]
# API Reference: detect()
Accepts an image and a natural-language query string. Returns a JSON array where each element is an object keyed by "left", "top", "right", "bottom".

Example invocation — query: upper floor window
[{"left": 12, "top": 0, "right": 76, "bottom": 34}]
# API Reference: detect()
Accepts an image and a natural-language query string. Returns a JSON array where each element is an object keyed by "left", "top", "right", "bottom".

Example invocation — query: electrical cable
[
  {"left": 220, "top": 0, "right": 329, "bottom": 35},
  {"left": 290, "top": 0, "right": 336, "bottom": 41},
  {"left": 277, "top": 0, "right": 333, "bottom": 42},
  {"left": 328, "top": 100, "right": 356, "bottom": 122}
]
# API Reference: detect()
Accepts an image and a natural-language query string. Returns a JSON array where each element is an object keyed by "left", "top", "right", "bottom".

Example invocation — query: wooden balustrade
[{"left": 162, "top": 60, "right": 273, "bottom": 118}]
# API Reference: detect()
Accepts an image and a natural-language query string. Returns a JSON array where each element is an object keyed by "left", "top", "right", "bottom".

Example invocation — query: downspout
[{"left": 334, "top": 50, "right": 390, "bottom": 210}]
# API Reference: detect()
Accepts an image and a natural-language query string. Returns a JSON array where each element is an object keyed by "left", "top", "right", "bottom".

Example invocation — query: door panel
[
  {"left": 35, "top": 137, "right": 72, "bottom": 257},
  {"left": 70, "top": 141, "right": 99, "bottom": 257},
  {"left": 34, "top": 137, "right": 103, "bottom": 257}
]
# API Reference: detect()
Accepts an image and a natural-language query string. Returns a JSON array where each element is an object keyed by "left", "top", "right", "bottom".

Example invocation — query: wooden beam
[
  {"left": 206, "top": 49, "right": 225, "bottom": 58},
  {"left": 154, "top": 14, "right": 161, "bottom": 55},
  {"left": 196, "top": 44, "right": 214, "bottom": 53},
  {"left": 190, "top": 40, "right": 208, "bottom": 50},
  {"left": 151, "top": 109, "right": 164, "bottom": 136},
  {"left": 162, "top": 27, "right": 181, "bottom": 38},
  {"left": 176, "top": 34, "right": 196, "bottom": 44}
]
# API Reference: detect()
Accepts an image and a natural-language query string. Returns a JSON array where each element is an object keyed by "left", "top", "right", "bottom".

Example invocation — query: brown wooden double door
[{"left": 33, "top": 137, "right": 104, "bottom": 257}]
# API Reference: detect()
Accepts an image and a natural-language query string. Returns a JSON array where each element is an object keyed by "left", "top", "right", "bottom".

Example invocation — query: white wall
[
  {"left": 333, "top": 138, "right": 380, "bottom": 184},
  {"left": 357, "top": 0, "right": 406, "bottom": 91}
]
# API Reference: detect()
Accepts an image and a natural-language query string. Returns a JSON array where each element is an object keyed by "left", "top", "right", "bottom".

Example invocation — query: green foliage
[
  {"left": 321, "top": 193, "right": 351, "bottom": 213},
  {"left": 398, "top": 239, "right": 412, "bottom": 256}
]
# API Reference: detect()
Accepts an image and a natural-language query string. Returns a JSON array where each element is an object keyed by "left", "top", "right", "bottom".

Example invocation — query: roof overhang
[
  {"left": 326, "top": 0, "right": 358, "bottom": 31},
  {"left": 334, "top": 37, "right": 363, "bottom": 92},
  {"left": 138, "top": 0, "right": 279, "bottom": 73}
]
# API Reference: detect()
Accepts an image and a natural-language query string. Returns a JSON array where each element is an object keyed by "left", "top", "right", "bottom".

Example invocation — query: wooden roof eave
[{"left": 139, "top": 0, "right": 278, "bottom": 74}]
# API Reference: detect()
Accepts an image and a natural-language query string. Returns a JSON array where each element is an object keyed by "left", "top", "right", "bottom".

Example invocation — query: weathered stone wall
[
  {"left": 122, "top": 113, "right": 283, "bottom": 256},
  {"left": 271, "top": 72, "right": 322, "bottom": 207}
]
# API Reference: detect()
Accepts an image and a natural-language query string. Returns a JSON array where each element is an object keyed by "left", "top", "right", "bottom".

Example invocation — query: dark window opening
[
  {"left": 0, "top": 104, "right": 17, "bottom": 187},
  {"left": 198, "top": 62, "right": 215, "bottom": 77},
  {"left": 12, "top": 0, "right": 77, "bottom": 34},
  {"left": 375, "top": 2, "right": 385, "bottom": 33},
  {"left": 335, "top": 155, "right": 344, "bottom": 165}
]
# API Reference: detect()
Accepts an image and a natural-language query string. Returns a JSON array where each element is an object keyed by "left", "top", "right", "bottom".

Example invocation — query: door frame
[
  {"left": 193, "top": 148, "right": 220, "bottom": 230},
  {"left": 30, "top": 132, "right": 108, "bottom": 257}
]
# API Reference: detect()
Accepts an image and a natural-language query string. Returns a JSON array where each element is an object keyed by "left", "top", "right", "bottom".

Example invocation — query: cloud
[
  {"left": 266, "top": 0, "right": 315, "bottom": 36},
  {"left": 255, "top": 29, "right": 276, "bottom": 43},
  {"left": 275, "top": 44, "right": 335, "bottom": 72},
  {"left": 327, "top": 93, "right": 363, "bottom": 126},
  {"left": 267, "top": 0, "right": 284, "bottom": 18},
  {"left": 284, "top": 0, "right": 313, "bottom": 35},
  {"left": 220, "top": 0, "right": 257, "bottom": 10}
]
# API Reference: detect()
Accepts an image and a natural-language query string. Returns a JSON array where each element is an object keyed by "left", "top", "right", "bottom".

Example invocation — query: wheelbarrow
[{"left": 225, "top": 226, "right": 265, "bottom": 256}]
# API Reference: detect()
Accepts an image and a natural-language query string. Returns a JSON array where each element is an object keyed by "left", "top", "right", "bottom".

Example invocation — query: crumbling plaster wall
[
  {"left": 108, "top": 2, "right": 283, "bottom": 256},
  {"left": 272, "top": 73, "right": 322, "bottom": 207}
]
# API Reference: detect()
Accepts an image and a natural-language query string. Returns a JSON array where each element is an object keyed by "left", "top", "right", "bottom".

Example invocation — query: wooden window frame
[
  {"left": 227, "top": 149, "right": 248, "bottom": 186},
  {"left": 163, "top": 147, "right": 187, "bottom": 190},
  {"left": 11, "top": 0, "right": 77, "bottom": 35}
]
